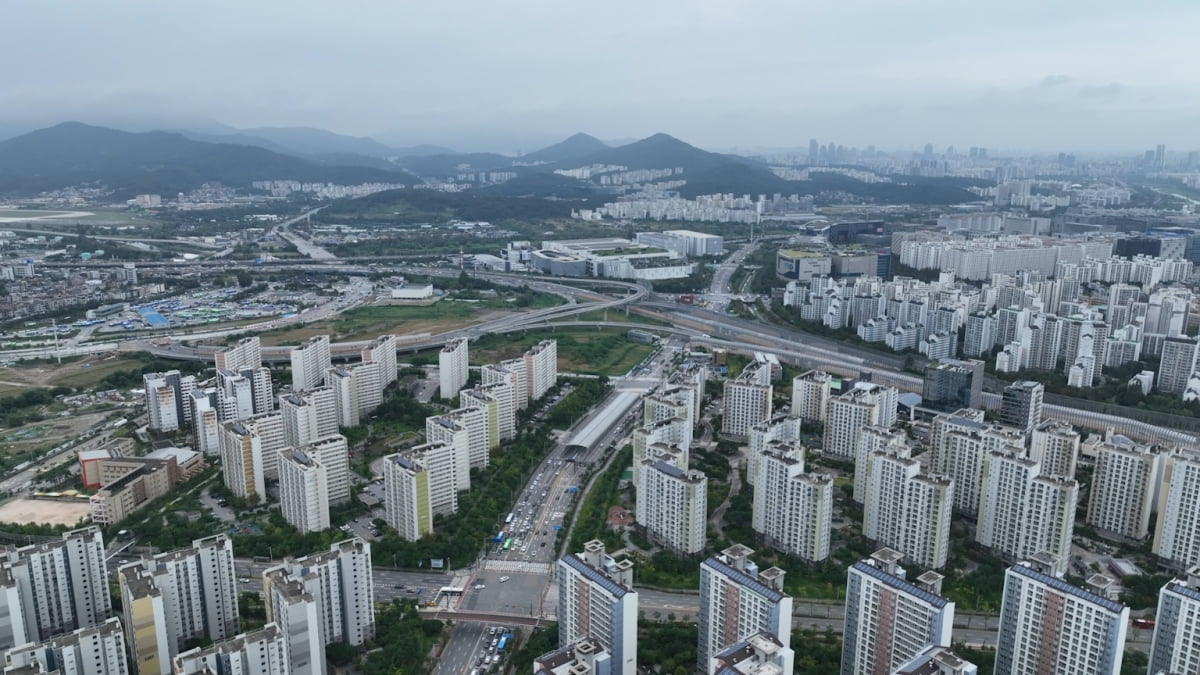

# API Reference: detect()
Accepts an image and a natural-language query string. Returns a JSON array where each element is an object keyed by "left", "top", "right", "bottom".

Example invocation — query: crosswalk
[{"left": 482, "top": 560, "right": 553, "bottom": 575}]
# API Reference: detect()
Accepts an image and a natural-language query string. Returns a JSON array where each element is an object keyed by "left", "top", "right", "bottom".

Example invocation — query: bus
[
  {"left": 1132, "top": 618, "right": 1156, "bottom": 629},
  {"left": 505, "top": 513, "right": 514, "bottom": 525},
  {"left": 493, "top": 531, "right": 504, "bottom": 543},
  {"left": 502, "top": 538, "right": 512, "bottom": 551},
  {"left": 496, "top": 635, "right": 508, "bottom": 652}
]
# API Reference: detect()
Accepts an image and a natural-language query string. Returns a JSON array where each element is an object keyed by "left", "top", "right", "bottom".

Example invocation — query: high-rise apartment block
[
  {"left": 264, "top": 538, "right": 375, "bottom": 651},
  {"left": 383, "top": 452, "right": 434, "bottom": 541},
  {"left": 214, "top": 336, "right": 262, "bottom": 372},
  {"left": 752, "top": 442, "right": 832, "bottom": 562},
  {"left": 842, "top": 549, "right": 955, "bottom": 675},
  {"left": 853, "top": 425, "right": 906, "bottom": 503},
  {"left": 935, "top": 422, "right": 1025, "bottom": 516},
  {"left": 1159, "top": 335, "right": 1200, "bottom": 395},
  {"left": 722, "top": 361, "right": 773, "bottom": 437},
  {"left": 698, "top": 545, "right": 793, "bottom": 672},
  {"left": 635, "top": 461, "right": 706, "bottom": 555},
  {"left": 1153, "top": 451, "right": 1200, "bottom": 570},
  {"left": 999, "top": 381, "right": 1043, "bottom": 432},
  {"left": 0, "top": 527, "right": 110, "bottom": 647},
  {"left": 1087, "top": 437, "right": 1164, "bottom": 540},
  {"left": 1029, "top": 420, "right": 1080, "bottom": 479},
  {"left": 461, "top": 381, "right": 515, "bottom": 442},
  {"left": 144, "top": 370, "right": 195, "bottom": 432},
  {"left": 220, "top": 421, "right": 264, "bottom": 499},
  {"left": 790, "top": 370, "right": 832, "bottom": 422},
  {"left": 117, "top": 534, "right": 239, "bottom": 675},
  {"left": 279, "top": 388, "right": 339, "bottom": 448},
  {"left": 360, "top": 334, "right": 398, "bottom": 388},
  {"left": 387, "top": 441, "right": 462, "bottom": 526},
  {"left": 976, "top": 453, "right": 1078, "bottom": 576},
  {"left": 291, "top": 335, "right": 331, "bottom": 391},
  {"left": 1149, "top": 569, "right": 1200, "bottom": 675},
  {"left": 4, "top": 617, "right": 129, "bottom": 675},
  {"left": 172, "top": 624, "right": 291, "bottom": 675},
  {"left": 995, "top": 562, "right": 1128, "bottom": 675},
  {"left": 439, "top": 337, "right": 470, "bottom": 400},
  {"left": 525, "top": 339, "right": 559, "bottom": 402},
  {"left": 824, "top": 382, "right": 898, "bottom": 460},
  {"left": 278, "top": 449, "right": 330, "bottom": 534},
  {"left": 746, "top": 414, "right": 799, "bottom": 488},
  {"left": 557, "top": 541, "right": 638, "bottom": 675},
  {"left": 862, "top": 448, "right": 953, "bottom": 570},
  {"left": 427, "top": 406, "right": 491, "bottom": 472},
  {"left": 190, "top": 391, "right": 221, "bottom": 457}
]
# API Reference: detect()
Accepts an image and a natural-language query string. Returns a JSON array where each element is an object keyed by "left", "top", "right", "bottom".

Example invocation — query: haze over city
[{"left": 5, "top": 0, "right": 1200, "bottom": 152}]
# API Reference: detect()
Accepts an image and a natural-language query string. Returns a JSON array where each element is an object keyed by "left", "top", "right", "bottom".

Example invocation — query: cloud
[
  {"left": 1039, "top": 75, "right": 1073, "bottom": 87},
  {"left": 1078, "top": 83, "right": 1126, "bottom": 99}
]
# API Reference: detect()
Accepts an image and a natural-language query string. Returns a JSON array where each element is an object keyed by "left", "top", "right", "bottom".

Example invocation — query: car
[
  {"left": 409, "top": 589, "right": 419, "bottom": 594},
  {"left": 499, "top": 576, "right": 510, "bottom": 583},
  {"left": 238, "top": 577, "right": 251, "bottom": 583},
  {"left": 394, "top": 584, "right": 405, "bottom": 589},
  {"left": 541, "top": 542, "right": 547, "bottom": 547},
  {"left": 473, "top": 584, "right": 486, "bottom": 590}
]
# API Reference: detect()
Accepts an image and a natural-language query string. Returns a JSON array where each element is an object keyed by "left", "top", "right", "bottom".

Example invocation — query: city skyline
[{"left": 4, "top": 0, "right": 1200, "bottom": 153}]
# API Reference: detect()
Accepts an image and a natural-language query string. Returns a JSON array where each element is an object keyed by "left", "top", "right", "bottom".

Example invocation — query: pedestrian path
[{"left": 481, "top": 560, "right": 553, "bottom": 575}]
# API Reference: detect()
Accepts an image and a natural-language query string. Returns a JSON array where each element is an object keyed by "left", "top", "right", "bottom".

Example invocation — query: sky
[{"left": 5, "top": 0, "right": 1200, "bottom": 154}]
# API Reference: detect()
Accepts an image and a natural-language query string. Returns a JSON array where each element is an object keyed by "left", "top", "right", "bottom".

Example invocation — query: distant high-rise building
[
  {"left": 1149, "top": 569, "right": 1200, "bottom": 675},
  {"left": 557, "top": 541, "right": 638, "bottom": 675},
  {"left": 842, "top": 549, "right": 954, "bottom": 675},
  {"left": 995, "top": 561, "right": 1128, "bottom": 675},
  {"left": 291, "top": 335, "right": 331, "bottom": 391},
  {"left": 214, "top": 336, "right": 263, "bottom": 372},
  {"left": 921, "top": 359, "right": 983, "bottom": 413},
  {"left": 698, "top": 545, "right": 792, "bottom": 671},
  {"left": 361, "top": 334, "right": 398, "bottom": 388},
  {"left": 144, "top": 370, "right": 195, "bottom": 432},
  {"left": 963, "top": 312, "right": 996, "bottom": 358},
  {"left": 752, "top": 443, "right": 832, "bottom": 562},
  {"left": 525, "top": 339, "right": 559, "bottom": 402},
  {"left": 438, "top": 337, "right": 470, "bottom": 400},
  {"left": 1029, "top": 420, "right": 1080, "bottom": 478},
  {"left": 999, "top": 381, "right": 1043, "bottom": 432},
  {"left": 809, "top": 139, "right": 819, "bottom": 163}
]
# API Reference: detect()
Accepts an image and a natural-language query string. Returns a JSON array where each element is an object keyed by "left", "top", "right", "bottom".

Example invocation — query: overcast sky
[{"left": 5, "top": 0, "right": 1199, "bottom": 154}]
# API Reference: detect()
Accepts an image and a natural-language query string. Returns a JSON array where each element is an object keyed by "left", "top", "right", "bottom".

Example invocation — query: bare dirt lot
[{"left": 0, "top": 497, "right": 91, "bottom": 526}]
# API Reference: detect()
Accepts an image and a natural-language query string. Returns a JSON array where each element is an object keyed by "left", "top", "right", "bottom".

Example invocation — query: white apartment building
[
  {"left": 117, "top": 534, "right": 240, "bottom": 675},
  {"left": 291, "top": 335, "right": 331, "bottom": 391},
  {"left": 215, "top": 369, "right": 254, "bottom": 423},
  {"left": 462, "top": 381, "right": 515, "bottom": 441},
  {"left": 214, "top": 336, "right": 263, "bottom": 372},
  {"left": 347, "top": 360, "right": 383, "bottom": 417},
  {"left": 263, "top": 538, "right": 375, "bottom": 649},
  {"left": 190, "top": 391, "right": 221, "bottom": 457},
  {"left": 239, "top": 411, "right": 286, "bottom": 481},
  {"left": 1159, "top": 335, "right": 1200, "bottom": 396},
  {"left": 1150, "top": 570, "right": 1200, "bottom": 675},
  {"left": 383, "top": 452, "right": 433, "bottom": 541},
  {"left": 279, "top": 388, "right": 339, "bottom": 449},
  {"left": 534, "top": 638, "right": 612, "bottom": 675},
  {"left": 459, "top": 387, "right": 502, "bottom": 450},
  {"left": 439, "top": 337, "right": 470, "bottom": 400},
  {"left": 1153, "top": 452, "right": 1200, "bottom": 570},
  {"left": 4, "top": 617, "right": 128, "bottom": 675},
  {"left": 824, "top": 382, "right": 898, "bottom": 460},
  {"left": 1029, "top": 420, "right": 1081, "bottom": 478},
  {"left": 220, "top": 422, "right": 264, "bottom": 499},
  {"left": 753, "top": 443, "right": 832, "bottom": 562},
  {"left": 633, "top": 416, "right": 692, "bottom": 481},
  {"left": 361, "top": 334, "right": 398, "bottom": 388},
  {"left": 428, "top": 406, "right": 491, "bottom": 472},
  {"left": 297, "top": 434, "right": 349, "bottom": 506},
  {"left": 995, "top": 562, "right": 1128, "bottom": 675},
  {"left": 636, "top": 461, "right": 706, "bottom": 555},
  {"left": 976, "top": 453, "right": 1078, "bottom": 576},
  {"left": 557, "top": 541, "right": 638, "bottom": 675},
  {"left": 791, "top": 370, "right": 832, "bottom": 423},
  {"left": 145, "top": 373, "right": 182, "bottom": 432},
  {"left": 938, "top": 424, "right": 1025, "bottom": 516},
  {"left": 172, "top": 624, "right": 290, "bottom": 675},
  {"left": 1086, "top": 438, "right": 1164, "bottom": 540},
  {"left": 842, "top": 549, "right": 955, "bottom": 675},
  {"left": 698, "top": 545, "right": 792, "bottom": 672},
  {"left": 262, "top": 577, "right": 324, "bottom": 675},
  {"left": 325, "top": 367, "right": 359, "bottom": 428},
  {"left": 393, "top": 442, "right": 461, "bottom": 521},
  {"left": 485, "top": 360, "right": 527, "bottom": 409},
  {"left": 525, "top": 339, "right": 559, "bottom": 402},
  {"left": 0, "top": 527, "right": 110, "bottom": 645},
  {"left": 278, "top": 449, "right": 330, "bottom": 534},
  {"left": 722, "top": 361, "right": 773, "bottom": 438},
  {"left": 853, "top": 426, "right": 906, "bottom": 503},
  {"left": 746, "top": 414, "right": 799, "bottom": 488},
  {"left": 863, "top": 450, "right": 953, "bottom": 570}
]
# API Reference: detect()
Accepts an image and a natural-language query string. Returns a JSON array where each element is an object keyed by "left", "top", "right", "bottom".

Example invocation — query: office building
[
  {"left": 698, "top": 545, "right": 792, "bottom": 672},
  {"left": 557, "top": 541, "right": 638, "bottom": 675},
  {"left": 995, "top": 562, "right": 1128, "bottom": 675},
  {"left": 1153, "top": 452, "right": 1200, "bottom": 570},
  {"left": 752, "top": 443, "right": 831, "bottom": 562},
  {"left": 1159, "top": 335, "right": 1200, "bottom": 395},
  {"left": 863, "top": 449, "right": 953, "bottom": 570},
  {"left": 291, "top": 335, "right": 331, "bottom": 391},
  {"left": 214, "top": 336, "right": 262, "bottom": 372},
  {"left": 263, "top": 538, "right": 375, "bottom": 651},
  {"left": 525, "top": 339, "right": 559, "bottom": 402},
  {"left": 278, "top": 449, "right": 330, "bottom": 534},
  {"left": 4, "top": 617, "right": 128, "bottom": 675},
  {"left": 636, "top": 461, "right": 706, "bottom": 555},
  {"left": 0, "top": 527, "right": 110, "bottom": 643},
  {"left": 383, "top": 452, "right": 433, "bottom": 541},
  {"left": 921, "top": 359, "right": 983, "bottom": 413},
  {"left": 1087, "top": 437, "right": 1164, "bottom": 540},
  {"left": 439, "top": 337, "right": 470, "bottom": 400},
  {"left": 723, "top": 361, "right": 773, "bottom": 437},
  {"left": 790, "top": 370, "right": 832, "bottom": 422},
  {"left": 999, "top": 381, "right": 1043, "bottom": 432},
  {"left": 1029, "top": 420, "right": 1081, "bottom": 479},
  {"left": 1149, "top": 569, "right": 1200, "bottom": 675},
  {"left": 824, "top": 382, "right": 898, "bottom": 460},
  {"left": 976, "top": 453, "right": 1078, "bottom": 576},
  {"left": 361, "top": 334, "right": 398, "bottom": 388},
  {"left": 172, "top": 624, "right": 290, "bottom": 675},
  {"left": 842, "top": 549, "right": 954, "bottom": 675},
  {"left": 117, "top": 534, "right": 239, "bottom": 675}
]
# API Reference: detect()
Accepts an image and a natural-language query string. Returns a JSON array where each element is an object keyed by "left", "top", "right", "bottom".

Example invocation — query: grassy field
[
  {"left": 256, "top": 301, "right": 486, "bottom": 346},
  {"left": 470, "top": 327, "right": 655, "bottom": 376},
  {"left": 0, "top": 352, "right": 137, "bottom": 396}
]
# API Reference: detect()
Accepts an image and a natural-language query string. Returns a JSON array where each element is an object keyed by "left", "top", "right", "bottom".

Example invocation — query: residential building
[
  {"left": 557, "top": 541, "right": 638, "bottom": 675},
  {"left": 145, "top": 371, "right": 194, "bottom": 432},
  {"left": 921, "top": 359, "right": 983, "bottom": 413},
  {"left": 708, "top": 632, "right": 793, "bottom": 675},
  {"left": 291, "top": 335, "right": 331, "bottom": 391},
  {"left": 492, "top": 359, "right": 529, "bottom": 409},
  {"left": 1087, "top": 437, "right": 1164, "bottom": 540},
  {"left": 461, "top": 381, "right": 515, "bottom": 441},
  {"left": 995, "top": 561, "right": 1128, "bottom": 675},
  {"left": 963, "top": 312, "right": 995, "bottom": 358},
  {"left": 976, "top": 453, "right": 1078, "bottom": 576},
  {"left": 1153, "top": 452, "right": 1200, "bottom": 570},
  {"left": 279, "top": 388, "right": 339, "bottom": 449},
  {"left": 1029, "top": 420, "right": 1080, "bottom": 479},
  {"left": 1149, "top": 569, "right": 1200, "bottom": 675},
  {"left": 824, "top": 382, "right": 898, "bottom": 460},
  {"left": 525, "top": 339, "right": 559, "bottom": 402},
  {"left": 631, "top": 418, "right": 691, "bottom": 490},
  {"left": 219, "top": 422, "right": 264, "bottom": 500},
  {"left": 4, "top": 617, "right": 128, "bottom": 675},
  {"left": 999, "top": 381, "right": 1043, "bottom": 432},
  {"left": 863, "top": 449, "right": 953, "bottom": 570},
  {"left": 361, "top": 334, "right": 398, "bottom": 388},
  {"left": 1159, "top": 335, "right": 1200, "bottom": 395},
  {"left": 752, "top": 444, "right": 832, "bottom": 562},
  {"left": 842, "top": 549, "right": 955, "bottom": 675},
  {"left": 459, "top": 387, "right": 503, "bottom": 450},
  {"left": 172, "top": 624, "right": 290, "bottom": 675},
  {"left": 325, "top": 367, "right": 359, "bottom": 428},
  {"left": 263, "top": 538, "right": 375, "bottom": 651},
  {"left": 938, "top": 424, "right": 1025, "bottom": 516},
  {"left": 214, "top": 336, "right": 262, "bottom": 372},
  {"left": 723, "top": 361, "right": 773, "bottom": 437},
  {"left": 893, "top": 646, "right": 978, "bottom": 675},
  {"left": 278, "top": 449, "right": 330, "bottom": 534},
  {"left": 383, "top": 452, "right": 433, "bottom": 541},
  {"left": 117, "top": 534, "right": 239, "bottom": 675},
  {"left": 261, "top": 575, "right": 324, "bottom": 675},
  {"left": 439, "top": 337, "right": 470, "bottom": 400},
  {"left": 790, "top": 370, "right": 832, "bottom": 422},
  {"left": 853, "top": 426, "right": 906, "bottom": 503},
  {"left": 0, "top": 527, "right": 111, "bottom": 642},
  {"left": 214, "top": 369, "right": 254, "bottom": 423},
  {"left": 386, "top": 442, "right": 461, "bottom": 523},
  {"left": 698, "top": 545, "right": 792, "bottom": 671},
  {"left": 190, "top": 391, "right": 221, "bottom": 457},
  {"left": 427, "top": 406, "right": 490, "bottom": 474},
  {"left": 635, "top": 461, "right": 706, "bottom": 555},
  {"left": 746, "top": 414, "right": 799, "bottom": 488},
  {"left": 534, "top": 638, "right": 612, "bottom": 675}
]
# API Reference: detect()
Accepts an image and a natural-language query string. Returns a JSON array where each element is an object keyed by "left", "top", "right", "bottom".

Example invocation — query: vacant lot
[
  {"left": 257, "top": 301, "right": 505, "bottom": 346},
  {"left": 0, "top": 497, "right": 92, "bottom": 526},
  {"left": 470, "top": 327, "right": 655, "bottom": 376},
  {"left": 0, "top": 352, "right": 136, "bottom": 396}
]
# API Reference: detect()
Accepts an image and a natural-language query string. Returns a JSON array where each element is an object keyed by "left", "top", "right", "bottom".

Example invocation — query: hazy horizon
[{"left": 5, "top": 0, "right": 1199, "bottom": 155}]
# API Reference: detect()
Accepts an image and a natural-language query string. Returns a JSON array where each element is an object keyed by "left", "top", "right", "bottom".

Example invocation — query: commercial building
[
  {"left": 0, "top": 527, "right": 110, "bottom": 644},
  {"left": 635, "top": 229, "right": 724, "bottom": 257},
  {"left": 635, "top": 461, "right": 706, "bottom": 555},
  {"left": 790, "top": 370, "right": 832, "bottom": 422},
  {"left": 842, "top": 549, "right": 955, "bottom": 675},
  {"left": 976, "top": 453, "right": 1078, "bottom": 576},
  {"left": 824, "top": 382, "right": 898, "bottom": 460},
  {"left": 722, "top": 361, "right": 773, "bottom": 437},
  {"left": 439, "top": 337, "right": 469, "bottom": 400},
  {"left": 995, "top": 562, "right": 1128, "bottom": 675},
  {"left": 383, "top": 452, "right": 433, "bottom": 541},
  {"left": 172, "top": 624, "right": 291, "bottom": 675},
  {"left": 1086, "top": 437, "right": 1165, "bottom": 540},
  {"left": 698, "top": 545, "right": 792, "bottom": 672},
  {"left": 4, "top": 617, "right": 128, "bottom": 675},
  {"left": 999, "top": 381, "right": 1044, "bottom": 432},
  {"left": 1149, "top": 569, "right": 1200, "bottom": 675},
  {"left": 752, "top": 443, "right": 832, "bottom": 562},
  {"left": 290, "top": 335, "right": 331, "bottom": 391},
  {"left": 1153, "top": 452, "right": 1200, "bottom": 570},
  {"left": 557, "top": 541, "right": 638, "bottom": 675},
  {"left": 920, "top": 359, "right": 983, "bottom": 413},
  {"left": 278, "top": 449, "right": 330, "bottom": 534},
  {"left": 775, "top": 249, "right": 832, "bottom": 281},
  {"left": 862, "top": 448, "right": 953, "bottom": 570},
  {"left": 117, "top": 534, "right": 239, "bottom": 675}
]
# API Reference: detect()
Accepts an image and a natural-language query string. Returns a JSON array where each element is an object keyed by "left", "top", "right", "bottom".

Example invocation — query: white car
[{"left": 499, "top": 576, "right": 510, "bottom": 583}]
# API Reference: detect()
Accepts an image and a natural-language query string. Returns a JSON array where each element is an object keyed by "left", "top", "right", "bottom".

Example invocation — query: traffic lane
[
  {"left": 432, "top": 622, "right": 485, "bottom": 675},
  {"left": 463, "top": 573, "right": 544, "bottom": 615}
]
